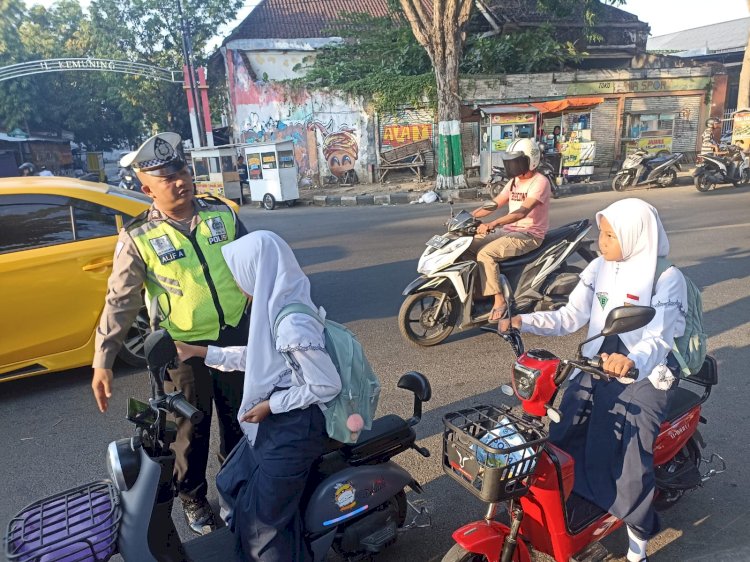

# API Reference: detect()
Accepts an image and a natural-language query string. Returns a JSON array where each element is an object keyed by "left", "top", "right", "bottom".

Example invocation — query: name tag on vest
[{"left": 149, "top": 235, "right": 187, "bottom": 265}]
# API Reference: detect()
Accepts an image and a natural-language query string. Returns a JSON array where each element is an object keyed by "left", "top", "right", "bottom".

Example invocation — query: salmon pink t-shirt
[{"left": 499, "top": 172, "right": 551, "bottom": 240}]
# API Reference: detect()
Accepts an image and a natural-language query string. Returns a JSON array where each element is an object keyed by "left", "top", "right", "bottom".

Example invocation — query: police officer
[{"left": 91, "top": 132, "right": 249, "bottom": 535}]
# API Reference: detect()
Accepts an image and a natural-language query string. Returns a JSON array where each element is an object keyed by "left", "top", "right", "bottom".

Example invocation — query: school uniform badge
[
  {"left": 596, "top": 292, "right": 609, "bottom": 309},
  {"left": 149, "top": 234, "right": 186, "bottom": 264}
]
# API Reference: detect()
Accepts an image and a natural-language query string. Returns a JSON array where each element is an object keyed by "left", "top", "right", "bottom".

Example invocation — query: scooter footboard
[
  {"left": 450, "top": 520, "right": 531, "bottom": 562},
  {"left": 303, "top": 461, "right": 415, "bottom": 534}
]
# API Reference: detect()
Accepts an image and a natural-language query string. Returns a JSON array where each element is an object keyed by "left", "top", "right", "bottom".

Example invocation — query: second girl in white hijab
[
  {"left": 501, "top": 198, "right": 688, "bottom": 562},
  {"left": 176, "top": 230, "right": 341, "bottom": 562}
]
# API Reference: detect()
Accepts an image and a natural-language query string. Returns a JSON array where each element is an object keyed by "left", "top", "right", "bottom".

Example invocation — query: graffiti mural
[
  {"left": 382, "top": 123, "right": 433, "bottom": 147},
  {"left": 225, "top": 48, "right": 369, "bottom": 185}
]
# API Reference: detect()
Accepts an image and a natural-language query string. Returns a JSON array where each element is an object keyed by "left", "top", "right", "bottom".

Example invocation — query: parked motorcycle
[
  {"left": 4, "top": 330, "right": 433, "bottom": 562},
  {"left": 693, "top": 144, "right": 750, "bottom": 192},
  {"left": 440, "top": 277, "right": 724, "bottom": 562},
  {"left": 489, "top": 158, "right": 559, "bottom": 199},
  {"left": 612, "top": 149, "right": 683, "bottom": 191},
  {"left": 398, "top": 203, "right": 597, "bottom": 347}
]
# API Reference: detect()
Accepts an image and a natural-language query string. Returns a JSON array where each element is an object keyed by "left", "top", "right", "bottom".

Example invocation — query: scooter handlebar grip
[{"left": 166, "top": 393, "right": 204, "bottom": 424}]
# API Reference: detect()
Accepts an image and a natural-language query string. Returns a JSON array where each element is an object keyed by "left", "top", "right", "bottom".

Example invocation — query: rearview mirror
[
  {"left": 600, "top": 306, "right": 655, "bottom": 337},
  {"left": 481, "top": 201, "right": 498, "bottom": 211},
  {"left": 144, "top": 329, "right": 177, "bottom": 376}
]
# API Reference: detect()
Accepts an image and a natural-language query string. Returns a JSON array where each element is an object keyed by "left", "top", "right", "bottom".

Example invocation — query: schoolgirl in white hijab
[
  {"left": 502, "top": 198, "right": 688, "bottom": 562},
  {"left": 175, "top": 230, "right": 341, "bottom": 562}
]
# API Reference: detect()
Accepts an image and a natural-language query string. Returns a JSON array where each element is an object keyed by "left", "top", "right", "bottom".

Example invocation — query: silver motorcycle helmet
[{"left": 502, "top": 138, "right": 541, "bottom": 178}]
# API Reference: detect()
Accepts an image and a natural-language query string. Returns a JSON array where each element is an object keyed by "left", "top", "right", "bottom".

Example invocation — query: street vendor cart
[
  {"left": 243, "top": 140, "right": 299, "bottom": 210},
  {"left": 189, "top": 145, "right": 243, "bottom": 203}
]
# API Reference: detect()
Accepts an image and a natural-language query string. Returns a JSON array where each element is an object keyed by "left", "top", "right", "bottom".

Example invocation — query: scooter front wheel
[
  {"left": 612, "top": 174, "right": 631, "bottom": 191},
  {"left": 693, "top": 175, "right": 714, "bottom": 192},
  {"left": 399, "top": 290, "right": 456, "bottom": 347}
]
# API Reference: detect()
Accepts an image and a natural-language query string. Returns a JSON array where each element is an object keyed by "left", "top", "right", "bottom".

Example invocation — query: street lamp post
[{"left": 176, "top": 0, "right": 206, "bottom": 148}]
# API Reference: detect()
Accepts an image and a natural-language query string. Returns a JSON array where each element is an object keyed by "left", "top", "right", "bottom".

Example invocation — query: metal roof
[{"left": 648, "top": 17, "right": 750, "bottom": 55}]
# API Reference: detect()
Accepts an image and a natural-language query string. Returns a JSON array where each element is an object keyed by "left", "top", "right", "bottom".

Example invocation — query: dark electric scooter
[{"left": 5, "top": 330, "right": 433, "bottom": 562}]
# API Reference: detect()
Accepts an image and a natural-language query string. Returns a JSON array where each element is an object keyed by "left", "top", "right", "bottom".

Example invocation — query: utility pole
[{"left": 176, "top": 0, "right": 207, "bottom": 147}]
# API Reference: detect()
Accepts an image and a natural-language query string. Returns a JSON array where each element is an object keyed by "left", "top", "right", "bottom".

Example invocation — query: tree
[
  {"left": 400, "top": 0, "right": 473, "bottom": 189},
  {"left": 399, "top": 0, "right": 623, "bottom": 189},
  {"left": 737, "top": 0, "right": 750, "bottom": 109}
]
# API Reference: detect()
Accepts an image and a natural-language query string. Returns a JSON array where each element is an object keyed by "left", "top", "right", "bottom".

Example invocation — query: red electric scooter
[{"left": 441, "top": 278, "right": 724, "bottom": 562}]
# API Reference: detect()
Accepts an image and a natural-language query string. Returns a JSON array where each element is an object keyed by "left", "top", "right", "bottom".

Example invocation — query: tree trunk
[
  {"left": 433, "top": 33, "right": 466, "bottom": 189},
  {"left": 400, "top": 0, "right": 473, "bottom": 189},
  {"left": 739, "top": 2, "right": 750, "bottom": 109}
]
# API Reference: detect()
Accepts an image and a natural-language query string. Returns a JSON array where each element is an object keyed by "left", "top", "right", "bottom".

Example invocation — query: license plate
[{"left": 426, "top": 235, "right": 449, "bottom": 249}]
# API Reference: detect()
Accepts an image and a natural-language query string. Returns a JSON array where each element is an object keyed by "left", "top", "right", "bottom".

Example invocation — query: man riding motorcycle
[
  {"left": 468, "top": 138, "right": 552, "bottom": 323},
  {"left": 700, "top": 117, "right": 721, "bottom": 155}
]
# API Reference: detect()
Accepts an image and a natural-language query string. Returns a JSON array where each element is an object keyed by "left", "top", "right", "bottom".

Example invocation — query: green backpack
[
  {"left": 654, "top": 258, "right": 708, "bottom": 376},
  {"left": 273, "top": 303, "right": 381, "bottom": 444}
]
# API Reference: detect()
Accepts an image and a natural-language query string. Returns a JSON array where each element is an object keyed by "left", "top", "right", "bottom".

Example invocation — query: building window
[
  {"left": 193, "top": 157, "right": 209, "bottom": 181},
  {"left": 622, "top": 113, "right": 675, "bottom": 140}
]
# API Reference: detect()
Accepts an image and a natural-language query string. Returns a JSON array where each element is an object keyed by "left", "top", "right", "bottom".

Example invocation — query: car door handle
[{"left": 82, "top": 259, "right": 113, "bottom": 271}]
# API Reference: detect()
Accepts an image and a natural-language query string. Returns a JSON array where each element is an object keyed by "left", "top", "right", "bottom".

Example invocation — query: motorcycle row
[{"left": 6, "top": 203, "right": 724, "bottom": 562}]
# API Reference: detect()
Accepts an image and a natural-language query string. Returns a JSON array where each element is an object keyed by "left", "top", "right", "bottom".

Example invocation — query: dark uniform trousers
[{"left": 164, "top": 312, "right": 249, "bottom": 501}]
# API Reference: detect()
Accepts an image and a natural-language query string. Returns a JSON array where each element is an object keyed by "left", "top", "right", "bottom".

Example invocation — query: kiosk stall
[
  {"left": 190, "top": 145, "right": 243, "bottom": 203},
  {"left": 479, "top": 105, "right": 541, "bottom": 182},
  {"left": 243, "top": 140, "right": 299, "bottom": 210}
]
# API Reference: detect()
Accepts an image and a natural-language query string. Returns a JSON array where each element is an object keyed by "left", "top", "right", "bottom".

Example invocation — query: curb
[{"left": 295, "top": 180, "right": 615, "bottom": 207}]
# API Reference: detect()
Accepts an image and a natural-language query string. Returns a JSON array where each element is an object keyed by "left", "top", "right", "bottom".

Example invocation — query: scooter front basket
[
  {"left": 442, "top": 404, "right": 547, "bottom": 503},
  {"left": 5, "top": 480, "right": 121, "bottom": 562}
]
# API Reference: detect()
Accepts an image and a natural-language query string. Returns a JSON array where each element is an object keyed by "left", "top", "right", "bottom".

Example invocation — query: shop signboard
[
  {"left": 624, "top": 136, "right": 673, "bottom": 155},
  {"left": 731, "top": 110, "right": 750, "bottom": 147},
  {"left": 195, "top": 181, "right": 225, "bottom": 196},
  {"left": 566, "top": 76, "right": 711, "bottom": 96},
  {"left": 561, "top": 141, "right": 595, "bottom": 167},
  {"left": 490, "top": 113, "right": 536, "bottom": 125}
]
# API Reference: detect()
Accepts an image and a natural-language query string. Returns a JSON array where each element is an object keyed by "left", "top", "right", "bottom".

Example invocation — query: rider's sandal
[{"left": 489, "top": 305, "right": 507, "bottom": 323}]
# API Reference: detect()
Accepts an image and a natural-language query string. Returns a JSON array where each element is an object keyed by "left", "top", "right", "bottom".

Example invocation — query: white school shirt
[
  {"left": 204, "top": 344, "right": 341, "bottom": 414},
  {"left": 519, "top": 260, "right": 687, "bottom": 388}
]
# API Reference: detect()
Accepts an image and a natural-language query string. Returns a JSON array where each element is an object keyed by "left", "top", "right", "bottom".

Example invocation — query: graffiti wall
[{"left": 225, "top": 48, "right": 372, "bottom": 185}]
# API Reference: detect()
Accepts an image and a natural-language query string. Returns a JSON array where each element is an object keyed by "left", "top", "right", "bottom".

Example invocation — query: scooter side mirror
[
  {"left": 144, "top": 329, "right": 177, "bottom": 381},
  {"left": 600, "top": 305, "right": 655, "bottom": 337},
  {"left": 481, "top": 201, "right": 498, "bottom": 211}
]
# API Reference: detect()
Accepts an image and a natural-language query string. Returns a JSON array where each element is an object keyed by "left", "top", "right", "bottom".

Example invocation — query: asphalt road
[{"left": 2, "top": 180, "right": 749, "bottom": 562}]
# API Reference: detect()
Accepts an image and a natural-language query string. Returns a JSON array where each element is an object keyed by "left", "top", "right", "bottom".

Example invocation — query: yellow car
[{"left": 0, "top": 177, "right": 240, "bottom": 382}]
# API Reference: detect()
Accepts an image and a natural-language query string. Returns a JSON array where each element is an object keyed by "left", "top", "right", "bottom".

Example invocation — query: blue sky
[{"left": 26, "top": 0, "right": 750, "bottom": 44}]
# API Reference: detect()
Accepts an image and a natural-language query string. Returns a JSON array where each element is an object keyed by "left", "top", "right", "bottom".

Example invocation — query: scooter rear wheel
[
  {"left": 399, "top": 290, "right": 456, "bottom": 347},
  {"left": 694, "top": 175, "right": 714, "bottom": 192}
]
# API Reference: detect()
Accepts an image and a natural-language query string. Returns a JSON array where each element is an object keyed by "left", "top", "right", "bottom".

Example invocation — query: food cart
[
  {"left": 479, "top": 105, "right": 541, "bottom": 182},
  {"left": 189, "top": 145, "right": 243, "bottom": 203},
  {"left": 242, "top": 140, "right": 299, "bottom": 210},
  {"left": 731, "top": 109, "right": 750, "bottom": 148}
]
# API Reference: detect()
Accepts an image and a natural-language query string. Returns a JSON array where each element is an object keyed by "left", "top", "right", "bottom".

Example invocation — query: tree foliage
[
  {"left": 0, "top": 0, "right": 241, "bottom": 149},
  {"left": 295, "top": 8, "right": 587, "bottom": 112}
]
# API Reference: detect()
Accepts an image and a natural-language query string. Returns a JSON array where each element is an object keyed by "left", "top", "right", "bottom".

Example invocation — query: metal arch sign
[{"left": 0, "top": 58, "right": 181, "bottom": 83}]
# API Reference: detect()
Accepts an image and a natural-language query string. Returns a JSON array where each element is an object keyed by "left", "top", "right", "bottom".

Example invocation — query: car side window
[
  {"left": 73, "top": 201, "right": 118, "bottom": 240},
  {"left": 0, "top": 197, "right": 74, "bottom": 254}
]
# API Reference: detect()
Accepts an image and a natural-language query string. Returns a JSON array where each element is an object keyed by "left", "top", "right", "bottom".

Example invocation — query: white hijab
[
  {"left": 221, "top": 230, "right": 325, "bottom": 441},
  {"left": 583, "top": 198, "right": 670, "bottom": 359}
]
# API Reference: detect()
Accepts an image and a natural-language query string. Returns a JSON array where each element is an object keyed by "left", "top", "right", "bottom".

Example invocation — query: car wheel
[
  {"left": 117, "top": 307, "right": 150, "bottom": 367},
  {"left": 262, "top": 193, "right": 276, "bottom": 210}
]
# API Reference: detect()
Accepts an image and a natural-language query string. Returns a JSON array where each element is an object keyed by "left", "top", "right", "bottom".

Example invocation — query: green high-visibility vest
[{"left": 129, "top": 200, "right": 247, "bottom": 342}]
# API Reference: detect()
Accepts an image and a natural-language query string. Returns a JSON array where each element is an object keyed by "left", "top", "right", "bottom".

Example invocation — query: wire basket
[
  {"left": 443, "top": 404, "right": 547, "bottom": 503},
  {"left": 5, "top": 480, "right": 121, "bottom": 562}
]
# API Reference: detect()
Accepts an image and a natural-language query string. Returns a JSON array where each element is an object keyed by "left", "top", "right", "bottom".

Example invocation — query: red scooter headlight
[{"left": 512, "top": 361, "right": 541, "bottom": 400}]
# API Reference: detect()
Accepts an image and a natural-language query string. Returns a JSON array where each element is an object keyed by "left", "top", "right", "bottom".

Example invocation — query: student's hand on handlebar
[
  {"left": 600, "top": 353, "right": 636, "bottom": 379},
  {"left": 92, "top": 368, "right": 113, "bottom": 413},
  {"left": 498, "top": 315, "right": 522, "bottom": 333},
  {"left": 241, "top": 400, "right": 272, "bottom": 423},
  {"left": 477, "top": 222, "right": 494, "bottom": 235}
]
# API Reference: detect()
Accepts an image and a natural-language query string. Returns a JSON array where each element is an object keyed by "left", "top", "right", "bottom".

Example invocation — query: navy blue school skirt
[
  {"left": 217, "top": 404, "right": 327, "bottom": 561},
  {"left": 549, "top": 370, "right": 674, "bottom": 539}
]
